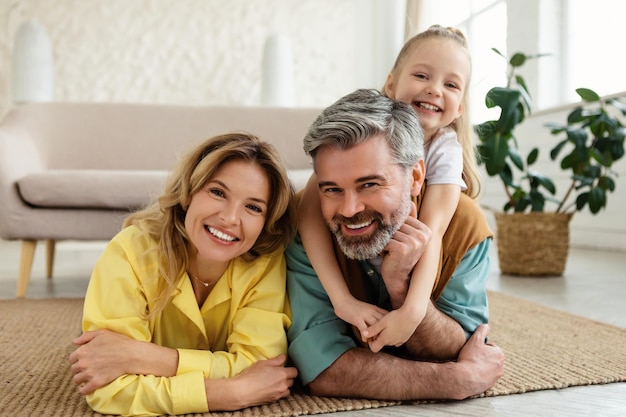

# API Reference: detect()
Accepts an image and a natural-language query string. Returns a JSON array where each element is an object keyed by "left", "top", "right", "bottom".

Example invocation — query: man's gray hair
[{"left": 303, "top": 89, "right": 424, "bottom": 168}]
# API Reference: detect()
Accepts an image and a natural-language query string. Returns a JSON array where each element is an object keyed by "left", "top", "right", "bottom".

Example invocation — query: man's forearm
[
  {"left": 308, "top": 347, "right": 465, "bottom": 401},
  {"left": 403, "top": 302, "right": 466, "bottom": 360},
  {"left": 307, "top": 325, "right": 504, "bottom": 402}
]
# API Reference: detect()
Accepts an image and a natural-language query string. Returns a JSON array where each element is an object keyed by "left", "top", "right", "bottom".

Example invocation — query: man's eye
[{"left": 362, "top": 183, "right": 378, "bottom": 189}]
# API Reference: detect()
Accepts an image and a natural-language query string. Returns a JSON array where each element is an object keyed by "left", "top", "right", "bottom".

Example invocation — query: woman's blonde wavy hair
[
  {"left": 124, "top": 133, "right": 296, "bottom": 316},
  {"left": 385, "top": 24, "right": 482, "bottom": 198}
]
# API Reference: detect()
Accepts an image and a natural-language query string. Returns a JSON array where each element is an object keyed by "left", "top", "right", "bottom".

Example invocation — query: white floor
[{"left": 1, "top": 239, "right": 625, "bottom": 416}]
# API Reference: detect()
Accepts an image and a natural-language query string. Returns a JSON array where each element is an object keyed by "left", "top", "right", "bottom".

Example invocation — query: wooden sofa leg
[
  {"left": 17, "top": 240, "right": 37, "bottom": 298},
  {"left": 45, "top": 239, "right": 55, "bottom": 279}
]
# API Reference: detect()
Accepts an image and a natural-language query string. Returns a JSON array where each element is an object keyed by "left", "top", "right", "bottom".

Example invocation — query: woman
[{"left": 69, "top": 133, "right": 298, "bottom": 416}]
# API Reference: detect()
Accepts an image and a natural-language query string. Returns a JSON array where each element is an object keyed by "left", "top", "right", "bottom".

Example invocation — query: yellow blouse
[{"left": 82, "top": 225, "right": 291, "bottom": 416}]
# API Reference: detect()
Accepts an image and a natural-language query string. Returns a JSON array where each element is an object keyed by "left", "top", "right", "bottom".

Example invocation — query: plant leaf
[
  {"left": 527, "top": 148, "right": 539, "bottom": 165},
  {"left": 598, "top": 176, "right": 616, "bottom": 192},
  {"left": 499, "top": 163, "right": 514, "bottom": 187},
  {"left": 567, "top": 107, "right": 585, "bottom": 124},
  {"left": 576, "top": 192, "right": 589, "bottom": 210},
  {"left": 576, "top": 88, "right": 600, "bottom": 102},
  {"left": 529, "top": 190, "right": 546, "bottom": 211},
  {"left": 509, "top": 147, "right": 524, "bottom": 170},
  {"left": 545, "top": 121, "right": 566, "bottom": 133},
  {"left": 550, "top": 139, "right": 569, "bottom": 160},
  {"left": 532, "top": 173, "right": 557, "bottom": 194},
  {"left": 492, "top": 47, "right": 506, "bottom": 58},
  {"left": 509, "top": 53, "right": 527, "bottom": 67},
  {"left": 590, "top": 148, "right": 609, "bottom": 166},
  {"left": 588, "top": 186, "right": 606, "bottom": 213}
]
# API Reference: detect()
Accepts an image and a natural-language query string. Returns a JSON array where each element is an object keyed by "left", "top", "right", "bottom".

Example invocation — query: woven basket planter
[{"left": 495, "top": 212, "right": 574, "bottom": 276}]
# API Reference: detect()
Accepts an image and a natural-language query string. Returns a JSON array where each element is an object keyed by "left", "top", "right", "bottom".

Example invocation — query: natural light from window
[
  {"left": 565, "top": 0, "right": 626, "bottom": 102},
  {"left": 425, "top": 0, "right": 626, "bottom": 123}
]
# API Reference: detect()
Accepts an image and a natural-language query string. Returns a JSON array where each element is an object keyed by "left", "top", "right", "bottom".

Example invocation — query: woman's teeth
[{"left": 207, "top": 226, "right": 236, "bottom": 241}]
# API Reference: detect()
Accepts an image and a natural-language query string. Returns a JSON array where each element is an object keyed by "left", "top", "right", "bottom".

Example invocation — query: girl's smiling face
[
  {"left": 384, "top": 38, "right": 470, "bottom": 141},
  {"left": 184, "top": 159, "right": 269, "bottom": 274}
]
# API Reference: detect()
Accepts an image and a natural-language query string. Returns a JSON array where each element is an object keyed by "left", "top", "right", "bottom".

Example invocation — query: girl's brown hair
[{"left": 124, "top": 133, "right": 296, "bottom": 316}]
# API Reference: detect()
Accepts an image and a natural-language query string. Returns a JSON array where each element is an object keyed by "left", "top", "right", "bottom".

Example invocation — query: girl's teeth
[{"left": 419, "top": 103, "right": 439, "bottom": 111}]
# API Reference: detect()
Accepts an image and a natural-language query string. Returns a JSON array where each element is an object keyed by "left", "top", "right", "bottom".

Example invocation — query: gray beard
[{"left": 330, "top": 197, "right": 412, "bottom": 260}]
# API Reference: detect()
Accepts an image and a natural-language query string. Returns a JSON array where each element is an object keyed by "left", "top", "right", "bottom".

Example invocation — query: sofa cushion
[
  {"left": 287, "top": 169, "right": 313, "bottom": 191},
  {"left": 17, "top": 170, "right": 168, "bottom": 210},
  {"left": 17, "top": 168, "right": 313, "bottom": 210}
]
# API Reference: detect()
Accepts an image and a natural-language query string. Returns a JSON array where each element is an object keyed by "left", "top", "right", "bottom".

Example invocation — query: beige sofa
[{"left": 0, "top": 102, "right": 321, "bottom": 297}]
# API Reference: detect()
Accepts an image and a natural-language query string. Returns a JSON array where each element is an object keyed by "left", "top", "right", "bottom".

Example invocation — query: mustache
[{"left": 332, "top": 211, "right": 383, "bottom": 226}]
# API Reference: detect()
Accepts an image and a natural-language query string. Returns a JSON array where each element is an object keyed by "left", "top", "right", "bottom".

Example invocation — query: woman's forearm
[
  {"left": 71, "top": 329, "right": 179, "bottom": 395},
  {"left": 129, "top": 339, "right": 179, "bottom": 377}
]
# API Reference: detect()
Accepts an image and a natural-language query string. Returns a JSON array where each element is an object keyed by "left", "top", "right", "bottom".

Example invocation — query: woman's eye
[
  {"left": 246, "top": 204, "right": 263, "bottom": 214},
  {"left": 208, "top": 188, "right": 225, "bottom": 198}
]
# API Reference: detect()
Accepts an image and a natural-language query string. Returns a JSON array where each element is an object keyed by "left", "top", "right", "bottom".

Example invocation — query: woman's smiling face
[{"left": 184, "top": 159, "right": 270, "bottom": 270}]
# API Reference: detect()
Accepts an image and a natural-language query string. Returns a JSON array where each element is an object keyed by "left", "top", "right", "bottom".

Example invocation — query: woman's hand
[
  {"left": 205, "top": 355, "right": 298, "bottom": 411},
  {"left": 69, "top": 329, "right": 138, "bottom": 394},
  {"left": 69, "top": 329, "right": 178, "bottom": 395}
]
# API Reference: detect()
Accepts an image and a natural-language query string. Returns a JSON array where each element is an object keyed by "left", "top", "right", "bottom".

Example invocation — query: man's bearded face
[{"left": 328, "top": 185, "right": 412, "bottom": 260}]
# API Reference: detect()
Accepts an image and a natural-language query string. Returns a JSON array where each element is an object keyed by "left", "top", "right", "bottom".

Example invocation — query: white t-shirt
[{"left": 423, "top": 127, "right": 467, "bottom": 190}]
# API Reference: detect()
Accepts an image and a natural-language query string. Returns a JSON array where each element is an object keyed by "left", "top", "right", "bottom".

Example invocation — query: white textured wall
[{"left": 0, "top": 0, "right": 391, "bottom": 117}]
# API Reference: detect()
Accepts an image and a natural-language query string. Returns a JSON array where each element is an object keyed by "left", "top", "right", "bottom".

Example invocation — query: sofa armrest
[{"left": 0, "top": 129, "right": 46, "bottom": 238}]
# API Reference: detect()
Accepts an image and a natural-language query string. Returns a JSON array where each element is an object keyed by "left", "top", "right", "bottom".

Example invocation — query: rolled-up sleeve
[
  {"left": 83, "top": 231, "right": 209, "bottom": 415},
  {"left": 286, "top": 235, "right": 356, "bottom": 385},
  {"left": 86, "top": 372, "right": 207, "bottom": 416},
  {"left": 436, "top": 238, "right": 491, "bottom": 338}
]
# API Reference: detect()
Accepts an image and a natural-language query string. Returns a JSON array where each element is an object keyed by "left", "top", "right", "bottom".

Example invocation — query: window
[
  {"left": 419, "top": 0, "right": 626, "bottom": 122},
  {"left": 563, "top": 0, "right": 626, "bottom": 102}
]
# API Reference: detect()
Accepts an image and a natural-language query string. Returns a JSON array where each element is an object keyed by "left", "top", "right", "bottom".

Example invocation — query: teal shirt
[{"left": 286, "top": 234, "right": 491, "bottom": 385}]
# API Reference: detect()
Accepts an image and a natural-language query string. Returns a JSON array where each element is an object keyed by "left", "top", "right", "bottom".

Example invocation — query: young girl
[
  {"left": 69, "top": 133, "right": 298, "bottom": 415},
  {"left": 298, "top": 25, "right": 481, "bottom": 351}
]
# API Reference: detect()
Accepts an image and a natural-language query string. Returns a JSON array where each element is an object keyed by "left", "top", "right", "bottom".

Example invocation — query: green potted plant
[{"left": 475, "top": 49, "right": 626, "bottom": 276}]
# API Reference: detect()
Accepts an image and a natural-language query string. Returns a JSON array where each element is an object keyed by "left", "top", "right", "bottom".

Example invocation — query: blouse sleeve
[{"left": 82, "top": 230, "right": 208, "bottom": 416}]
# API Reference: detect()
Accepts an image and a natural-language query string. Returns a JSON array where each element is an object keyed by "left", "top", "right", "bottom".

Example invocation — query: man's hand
[
  {"left": 453, "top": 324, "right": 505, "bottom": 399},
  {"left": 380, "top": 202, "right": 431, "bottom": 308}
]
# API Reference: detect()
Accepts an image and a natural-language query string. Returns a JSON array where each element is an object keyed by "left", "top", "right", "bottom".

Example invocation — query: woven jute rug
[{"left": 1, "top": 291, "right": 625, "bottom": 417}]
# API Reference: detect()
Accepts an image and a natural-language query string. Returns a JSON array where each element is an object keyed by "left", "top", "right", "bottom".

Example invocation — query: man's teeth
[
  {"left": 346, "top": 220, "right": 372, "bottom": 230},
  {"left": 419, "top": 102, "right": 440, "bottom": 111},
  {"left": 207, "top": 226, "right": 236, "bottom": 241}
]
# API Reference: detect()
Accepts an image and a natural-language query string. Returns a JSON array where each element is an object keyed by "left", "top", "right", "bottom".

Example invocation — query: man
[{"left": 286, "top": 89, "right": 504, "bottom": 400}]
